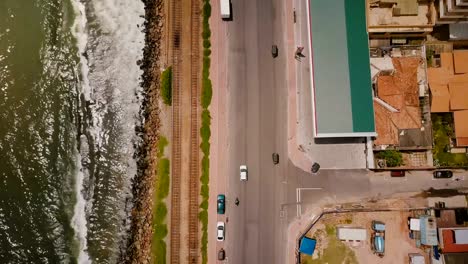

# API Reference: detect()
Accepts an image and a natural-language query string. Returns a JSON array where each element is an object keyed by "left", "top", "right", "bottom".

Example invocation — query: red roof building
[{"left": 440, "top": 228, "right": 468, "bottom": 253}]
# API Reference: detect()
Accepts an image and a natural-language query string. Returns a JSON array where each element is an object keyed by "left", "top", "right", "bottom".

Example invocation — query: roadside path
[{"left": 207, "top": 0, "right": 229, "bottom": 262}]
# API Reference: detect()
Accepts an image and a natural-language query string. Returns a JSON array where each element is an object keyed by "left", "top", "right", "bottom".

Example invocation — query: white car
[
  {"left": 217, "top": 221, "right": 225, "bottom": 241},
  {"left": 240, "top": 165, "right": 248, "bottom": 181}
]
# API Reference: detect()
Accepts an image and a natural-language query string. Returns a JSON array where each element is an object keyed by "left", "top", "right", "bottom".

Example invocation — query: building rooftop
[
  {"left": 420, "top": 215, "right": 438, "bottom": 246},
  {"left": 308, "top": 0, "right": 375, "bottom": 138},
  {"left": 454, "top": 110, "right": 468, "bottom": 146},
  {"left": 449, "top": 83, "right": 468, "bottom": 110},
  {"left": 374, "top": 57, "right": 423, "bottom": 146},
  {"left": 428, "top": 51, "right": 468, "bottom": 146},
  {"left": 436, "top": 209, "right": 468, "bottom": 228},
  {"left": 367, "top": 0, "right": 435, "bottom": 36},
  {"left": 429, "top": 84, "right": 450, "bottom": 112},
  {"left": 441, "top": 228, "right": 468, "bottom": 253},
  {"left": 454, "top": 50, "right": 468, "bottom": 74}
]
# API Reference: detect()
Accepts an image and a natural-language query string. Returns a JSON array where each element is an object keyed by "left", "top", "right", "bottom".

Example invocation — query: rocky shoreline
[{"left": 120, "top": 0, "right": 165, "bottom": 263}]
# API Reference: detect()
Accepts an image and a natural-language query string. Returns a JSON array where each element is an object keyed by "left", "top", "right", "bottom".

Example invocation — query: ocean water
[{"left": 0, "top": 0, "right": 145, "bottom": 263}]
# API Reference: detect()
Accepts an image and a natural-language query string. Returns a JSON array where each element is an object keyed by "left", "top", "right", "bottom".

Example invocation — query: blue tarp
[
  {"left": 433, "top": 246, "right": 440, "bottom": 260},
  {"left": 299, "top": 237, "right": 316, "bottom": 256}
]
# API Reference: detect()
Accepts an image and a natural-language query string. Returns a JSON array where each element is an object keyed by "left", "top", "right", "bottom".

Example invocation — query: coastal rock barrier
[{"left": 120, "top": 0, "right": 164, "bottom": 263}]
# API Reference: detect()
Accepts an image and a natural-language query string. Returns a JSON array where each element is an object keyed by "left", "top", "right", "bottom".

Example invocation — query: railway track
[
  {"left": 170, "top": 0, "right": 201, "bottom": 263},
  {"left": 188, "top": 0, "right": 201, "bottom": 262},
  {"left": 170, "top": 0, "right": 182, "bottom": 262}
]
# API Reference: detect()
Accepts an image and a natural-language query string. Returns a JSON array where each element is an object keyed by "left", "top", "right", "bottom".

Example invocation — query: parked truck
[
  {"left": 371, "top": 221, "right": 385, "bottom": 257},
  {"left": 372, "top": 233, "right": 385, "bottom": 257},
  {"left": 220, "top": 0, "right": 231, "bottom": 20}
]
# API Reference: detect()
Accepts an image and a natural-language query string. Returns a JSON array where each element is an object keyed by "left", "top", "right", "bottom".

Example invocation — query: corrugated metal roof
[
  {"left": 420, "top": 216, "right": 438, "bottom": 246},
  {"left": 309, "top": 0, "right": 375, "bottom": 138}
]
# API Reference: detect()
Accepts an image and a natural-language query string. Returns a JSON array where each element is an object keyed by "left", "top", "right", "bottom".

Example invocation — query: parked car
[
  {"left": 272, "top": 45, "right": 278, "bottom": 58},
  {"left": 218, "top": 248, "right": 226, "bottom": 260},
  {"left": 217, "top": 194, "right": 225, "bottom": 214},
  {"left": 433, "top": 170, "right": 453, "bottom": 179},
  {"left": 390, "top": 170, "right": 405, "bottom": 177},
  {"left": 217, "top": 222, "right": 225, "bottom": 241},
  {"left": 311, "top": 162, "right": 320, "bottom": 174},
  {"left": 272, "top": 153, "right": 279, "bottom": 164},
  {"left": 240, "top": 165, "right": 248, "bottom": 181}
]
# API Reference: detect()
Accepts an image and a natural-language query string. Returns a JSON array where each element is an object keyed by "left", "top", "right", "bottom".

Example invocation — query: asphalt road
[
  {"left": 217, "top": 0, "right": 468, "bottom": 263},
  {"left": 222, "top": 0, "right": 289, "bottom": 263}
]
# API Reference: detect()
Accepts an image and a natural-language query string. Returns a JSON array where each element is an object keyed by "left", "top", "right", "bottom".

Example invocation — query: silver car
[
  {"left": 217, "top": 221, "right": 225, "bottom": 241},
  {"left": 240, "top": 165, "right": 248, "bottom": 181}
]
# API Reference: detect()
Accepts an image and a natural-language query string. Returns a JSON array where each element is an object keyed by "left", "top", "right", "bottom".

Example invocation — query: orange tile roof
[
  {"left": 377, "top": 76, "right": 398, "bottom": 96},
  {"left": 427, "top": 52, "right": 468, "bottom": 113},
  {"left": 454, "top": 110, "right": 468, "bottom": 140},
  {"left": 429, "top": 84, "right": 450, "bottom": 112},
  {"left": 450, "top": 73, "right": 468, "bottom": 84},
  {"left": 457, "top": 138, "right": 468, "bottom": 147},
  {"left": 454, "top": 50, "right": 468, "bottom": 74},
  {"left": 427, "top": 67, "right": 452, "bottom": 86},
  {"left": 381, "top": 94, "right": 404, "bottom": 110},
  {"left": 441, "top": 52, "right": 454, "bottom": 75},
  {"left": 374, "top": 57, "right": 422, "bottom": 146},
  {"left": 374, "top": 102, "right": 399, "bottom": 145},
  {"left": 449, "top": 83, "right": 468, "bottom": 110}
]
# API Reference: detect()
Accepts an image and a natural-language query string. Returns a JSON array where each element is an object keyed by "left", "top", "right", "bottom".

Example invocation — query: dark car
[
  {"left": 272, "top": 45, "right": 278, "bottom": 58},
  {"left": 218, "top": 248, "right": 226, "bottom": 260},
  {"left": 433, "top": 170, "right": 453, "bottom": 179},
  {"left": 272, "top": 153, "right": 279, "bottom": 165},
  {"left": 217, "top": 194, "right": 225, "bottom": 214},
  {"left": 390, "top": 170, "right": 405, "bottom": 177},
  {"left": 311, "top": 162, "right": 320, "bottom": 174}
]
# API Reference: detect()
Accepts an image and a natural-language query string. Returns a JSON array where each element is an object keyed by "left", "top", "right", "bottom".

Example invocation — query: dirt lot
[{"left": 301, "top": 211, "right": 429, "bottom": 264}]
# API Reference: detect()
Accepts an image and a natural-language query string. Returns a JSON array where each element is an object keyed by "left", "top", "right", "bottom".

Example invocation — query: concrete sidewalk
[{"left": 208, "top": 0, "right": 229, "bottom": 261}]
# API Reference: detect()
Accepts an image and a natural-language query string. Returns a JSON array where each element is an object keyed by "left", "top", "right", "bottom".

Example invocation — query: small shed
[
  {"left": 337, "top": 227, "right": 367, "bottom": 241},
  {"left": 299, "top": 237, "right": 316, "bottom": 256}
]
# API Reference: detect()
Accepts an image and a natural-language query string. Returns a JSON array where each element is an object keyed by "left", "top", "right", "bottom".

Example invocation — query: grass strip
[
  {"left": 199, "top": 1, "right": 212, "bottom": 263},
  {"left": 161, "top": 66, "right": 173, "bottom": 106},
  {"left": 152, "top": 136, "right": 170, "bottom": 264}
]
